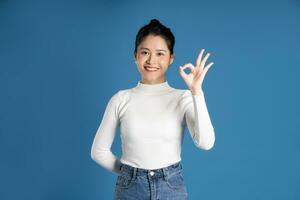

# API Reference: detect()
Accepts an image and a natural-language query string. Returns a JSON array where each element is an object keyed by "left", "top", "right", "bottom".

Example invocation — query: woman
[{"left": 91, "top": 18, "right": 215, "bottom": 200}]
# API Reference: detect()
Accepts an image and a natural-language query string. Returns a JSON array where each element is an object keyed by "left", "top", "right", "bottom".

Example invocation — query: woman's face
[{"left": 134, "top": 35, "right": 174, "bottom": 84}]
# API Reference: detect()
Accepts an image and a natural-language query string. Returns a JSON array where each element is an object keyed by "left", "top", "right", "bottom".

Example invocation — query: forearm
[
  {"left": 91, "top": 146, "right": 122, "bottom": 175},
  {"left": 188, "top": 90, "right": 215, "bottom": 150}
]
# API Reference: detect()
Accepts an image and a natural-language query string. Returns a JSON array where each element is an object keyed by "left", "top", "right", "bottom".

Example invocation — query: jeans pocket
[
  {"left": 166, "top": 171, "right": 185, "bottom": 190},
  {"left": 116, "top": 172, "right": 135, "bottom": 189}
]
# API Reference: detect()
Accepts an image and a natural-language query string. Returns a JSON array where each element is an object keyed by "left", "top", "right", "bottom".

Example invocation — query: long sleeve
[
  {"left": 90, "top": 91, "right": 122, "bottom": 175},
  {"left": 181, "top": 90, "right": 215, "bottom": 150}
]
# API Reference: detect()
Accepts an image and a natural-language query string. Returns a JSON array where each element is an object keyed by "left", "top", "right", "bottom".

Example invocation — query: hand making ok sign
[{"left": 179, "top": 49, "right": 214, "bottom": 95}]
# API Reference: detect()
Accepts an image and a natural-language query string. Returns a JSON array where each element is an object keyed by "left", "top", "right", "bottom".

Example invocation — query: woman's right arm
[{"left": 90, "top": 91, "right": 122, "bottom": 175}]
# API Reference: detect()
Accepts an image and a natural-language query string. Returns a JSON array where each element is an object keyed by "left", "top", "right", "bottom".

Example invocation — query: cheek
[
  {"left": 137, "top": 54, "right": 145, "bottom": 62},
  {"left": 159, "top": 58, "right": 169, "bottom": 65}
]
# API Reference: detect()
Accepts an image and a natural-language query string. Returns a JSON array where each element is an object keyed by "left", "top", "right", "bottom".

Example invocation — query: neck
[
  {"left": 140, "top": 78, "right": 165, "bottom": 84},
  {"left": 134, "top": 80, "right": 173, "bottom": 94}
]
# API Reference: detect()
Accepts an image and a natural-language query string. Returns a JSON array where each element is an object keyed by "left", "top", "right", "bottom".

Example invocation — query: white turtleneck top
[{"left": 91, "top": 81, "right": 215, "bottom": 175}]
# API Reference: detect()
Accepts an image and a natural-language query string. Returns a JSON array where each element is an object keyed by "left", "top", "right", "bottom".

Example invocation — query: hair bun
[{"left": 149, "top": 19, "right": 160, "bottom": 26}]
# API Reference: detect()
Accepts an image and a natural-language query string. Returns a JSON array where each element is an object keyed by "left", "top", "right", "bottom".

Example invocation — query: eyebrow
[{"left": 139, "top": 47, "right": 167, "bottom": 52}]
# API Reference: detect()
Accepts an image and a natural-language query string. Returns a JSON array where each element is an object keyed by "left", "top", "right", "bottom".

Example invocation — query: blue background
[{"left": 0, "top": 0, "right": 299, "bottom": 199}]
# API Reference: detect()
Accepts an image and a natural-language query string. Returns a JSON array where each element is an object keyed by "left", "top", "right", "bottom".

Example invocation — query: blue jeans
[{"left": 114, "top": 161, "right": 188, "bottom": 200}]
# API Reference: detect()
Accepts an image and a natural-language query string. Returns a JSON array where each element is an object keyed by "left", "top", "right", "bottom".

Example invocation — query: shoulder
[
  {"left": 110, "top": 88, "right": 132, "bottom": 103},
  {"left": 176, "top": 89, "right": 194, "bottom": 109},
  {"left": 171, "top": 88, "right": 191, "bottom": 99}
]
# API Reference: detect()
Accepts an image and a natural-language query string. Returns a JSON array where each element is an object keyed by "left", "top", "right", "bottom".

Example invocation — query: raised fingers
[
  {"left": 195, "top": 61, "right": 214, "bottom": 80},
  {"left": 201, "top": 52, "right": 211, "bottom": 69},
  {"left": 201, "top": 62, "right": 214, "bottom": 76},
  {"left": 196, "top": 49, "right": 205, "bottom": 67},
  {"left": 196, "top": 49, "right": 212, "bottom": 70}
]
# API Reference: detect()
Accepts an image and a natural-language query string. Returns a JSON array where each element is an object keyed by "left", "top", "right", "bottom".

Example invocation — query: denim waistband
[{"left": 120, "top": 161, "right": 182, "bottom": 179}]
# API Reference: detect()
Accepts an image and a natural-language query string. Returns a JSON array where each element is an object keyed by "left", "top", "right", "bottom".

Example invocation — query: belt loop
[
  {"left": 132, "top": 167, "right": 137, "bottom": 180},
  {"left": 162, "top": 168, "right": 168, "bottom": 181}
]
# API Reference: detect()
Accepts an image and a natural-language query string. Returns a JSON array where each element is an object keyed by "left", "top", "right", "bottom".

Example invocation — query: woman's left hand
[{"left": 179, "top": 49, "right": 214, "bottom": 95}]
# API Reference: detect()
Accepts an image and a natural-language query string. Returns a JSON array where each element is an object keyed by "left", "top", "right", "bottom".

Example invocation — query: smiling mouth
[{"left": 144, "top": 66, "right": 159, "bottom": 72}]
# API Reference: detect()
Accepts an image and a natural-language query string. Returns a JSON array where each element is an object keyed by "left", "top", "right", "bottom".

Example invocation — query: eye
[
  {"left": 157, "top": 52, "right": 165, "bottom": 56},
  {"left": 141, "top": 51, "right": 149, "bottom": 55}
]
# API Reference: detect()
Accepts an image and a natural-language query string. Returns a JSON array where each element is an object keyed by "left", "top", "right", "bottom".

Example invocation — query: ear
[
  {"left": 133, "top": 54, "right": 137, "bottom": 64},
  {"left": 170, "top": 53, "right": 175, "bottom": 64}
]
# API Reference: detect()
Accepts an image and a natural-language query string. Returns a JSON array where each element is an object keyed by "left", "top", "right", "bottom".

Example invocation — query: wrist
[{"left": 190, "top": 88, "right": 203, "bottom": 95}]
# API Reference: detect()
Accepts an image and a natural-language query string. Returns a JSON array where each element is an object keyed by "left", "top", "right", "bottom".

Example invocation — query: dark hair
[{"left": 134, "top": 18, "right": 175, "bottom": 57}]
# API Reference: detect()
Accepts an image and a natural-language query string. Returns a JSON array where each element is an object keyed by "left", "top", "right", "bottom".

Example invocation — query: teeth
[{"left": 145, "top": 67, "right": 158, "bottom": 71}]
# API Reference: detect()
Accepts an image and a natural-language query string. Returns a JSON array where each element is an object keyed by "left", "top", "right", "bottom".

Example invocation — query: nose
[{"left": 146, "top": 54, "right": 156, "bottom": 64}]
